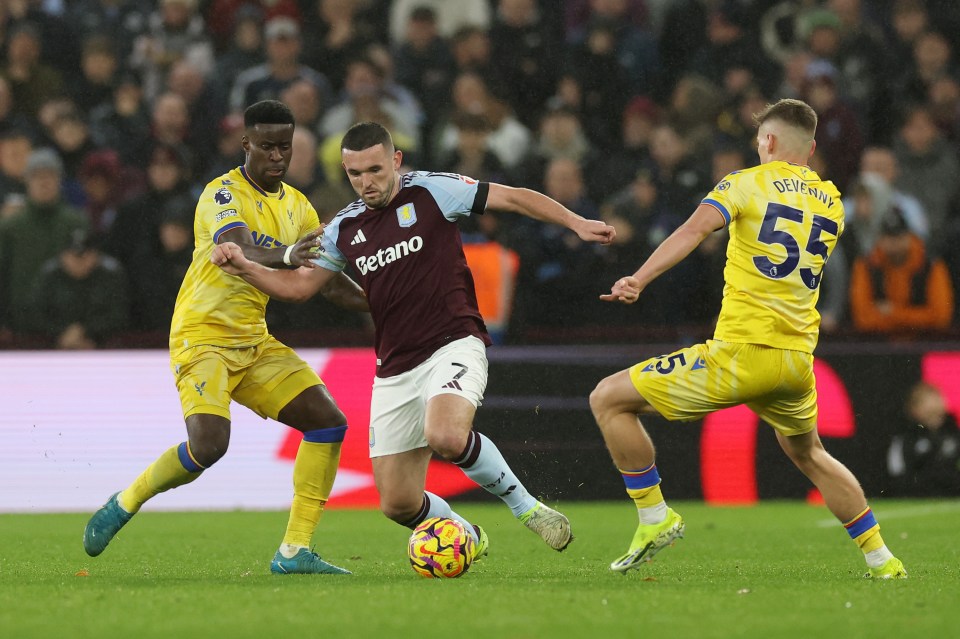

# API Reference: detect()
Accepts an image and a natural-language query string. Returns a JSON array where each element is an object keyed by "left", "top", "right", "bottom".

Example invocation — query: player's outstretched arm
[
  {"left": 219, "top": 226, "right": 325, "bottom": 269},
  {"left": 601, "top": 203, "right": 725, "bottom": 304},
  {"left": 211, "top": 241, "right": 334, "bottom": 303},
  {"left": 485, "top": 183, "right": 616, "bottom": 245}
]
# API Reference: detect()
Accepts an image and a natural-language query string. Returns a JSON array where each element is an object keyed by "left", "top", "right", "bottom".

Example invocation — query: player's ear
[
  {"left": 808, "top": 138, "right": 817, "bottom": 159},
  {"left": 394, "top": 149, "right": 403, "bottom": 169},
  {"left": 241, "top": 135, "right": 250, "bottom": 152}
]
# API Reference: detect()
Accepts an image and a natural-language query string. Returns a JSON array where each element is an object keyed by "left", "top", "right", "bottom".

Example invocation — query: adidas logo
[
  {"left": 350, "top": 229, "right": 367, "bottom": 245},
  {"left": 442, "top": 380, "right": 462, "bottom": 390}
]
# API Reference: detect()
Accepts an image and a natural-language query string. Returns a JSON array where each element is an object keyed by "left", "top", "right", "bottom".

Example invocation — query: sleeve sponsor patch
[
  {"left": 215, "top": 209, "right": 239, "bottom": 222},
  {"left": 214, "top": 188, "right": 234, "bottom": 205},
  {"left": 715, "top": 180, "right": 731, "bottom": 192}
]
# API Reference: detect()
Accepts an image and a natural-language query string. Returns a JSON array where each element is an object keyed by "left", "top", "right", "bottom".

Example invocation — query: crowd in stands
[{"left": 1, "top": 0, "right": 959, "bottom": 349}]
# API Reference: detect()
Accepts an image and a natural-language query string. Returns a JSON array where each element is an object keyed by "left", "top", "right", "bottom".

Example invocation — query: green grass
[{"left": 2, "top": 500, "right": 957, "bottom": 638}]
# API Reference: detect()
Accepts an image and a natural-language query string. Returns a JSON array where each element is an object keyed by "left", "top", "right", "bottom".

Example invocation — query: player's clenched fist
[
  {"left": 211, "top": 241, "right": 250, "bottom": 275},
  {"left": 600, "top": 276, "right": 642, "bottom": 304}
]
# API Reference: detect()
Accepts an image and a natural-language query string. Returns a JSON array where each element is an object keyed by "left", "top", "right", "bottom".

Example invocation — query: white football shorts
[{"left": 368, "top": 335, "right": 488, "bottom": 458}]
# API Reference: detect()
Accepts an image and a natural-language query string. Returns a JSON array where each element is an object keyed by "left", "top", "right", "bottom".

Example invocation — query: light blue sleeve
[
  {"left": 310, "top": 216, "right": 346, "bottom": 272},
  {"left": 408, "top": 172, "right": 481, "bottom": 221}
]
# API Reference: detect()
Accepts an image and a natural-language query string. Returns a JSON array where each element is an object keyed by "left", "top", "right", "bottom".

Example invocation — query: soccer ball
[{"left": 407, "top": 517, "right": 475, "bottom": 578}]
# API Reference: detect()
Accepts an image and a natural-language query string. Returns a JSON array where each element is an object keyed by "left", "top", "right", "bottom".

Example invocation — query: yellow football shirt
[
  {"left": 702, "top": 160, "right": 844, "bottom": 353},
  {"left": 169, "top": 166, "right": 320, "bottom": 354}
]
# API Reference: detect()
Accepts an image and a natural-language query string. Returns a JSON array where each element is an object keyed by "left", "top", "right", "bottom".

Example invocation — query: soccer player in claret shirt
[
  {"left": 590, "top": 98, "right": 906, "bottom": 579},
  {"left": 213, "top": 121, "right": 616, "bottom": 558},
  {"left": 83, "top": 100, "right": 369, "bottom": 574}
]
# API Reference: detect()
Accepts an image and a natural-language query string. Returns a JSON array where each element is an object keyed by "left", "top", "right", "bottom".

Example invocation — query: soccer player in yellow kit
[
  {"left": 83, "top": 100, "right": 368, "bottom": 574},
  {"left": 590, "top": 99, "right": 906, "bottom": 579}
]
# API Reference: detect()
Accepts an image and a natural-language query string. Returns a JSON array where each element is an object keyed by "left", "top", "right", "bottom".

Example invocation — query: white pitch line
[{"left": 816, "top": 501, "right": 960, "bottom": 527}]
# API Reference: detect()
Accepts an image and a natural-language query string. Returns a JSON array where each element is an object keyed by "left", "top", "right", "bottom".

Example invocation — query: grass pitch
[{"left": 2, "top": 500, "right": 957, "bottom": 638}]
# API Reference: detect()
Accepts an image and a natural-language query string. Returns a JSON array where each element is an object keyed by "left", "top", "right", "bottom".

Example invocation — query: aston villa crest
[{"left": 396, "top": 203, "right": 417, "bottom": 227}]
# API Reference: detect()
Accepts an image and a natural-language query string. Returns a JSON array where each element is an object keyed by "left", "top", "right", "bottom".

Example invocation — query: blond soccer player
[{"left": 590, "top": 98, "right": 906, "bottom": 579}]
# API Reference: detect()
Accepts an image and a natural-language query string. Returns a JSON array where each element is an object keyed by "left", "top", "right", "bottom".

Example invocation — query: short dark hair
[
  {"left": 753, "top": 98, "right": 818, "bottom": 137},
  {"left": 341, "top": 121, "right": 394, "bottom": 152},
  {"left": 244, "top": 100, "right": 295, "bottom": 129}
]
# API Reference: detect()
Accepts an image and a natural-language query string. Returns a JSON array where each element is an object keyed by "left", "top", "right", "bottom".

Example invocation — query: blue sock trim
[
  {"left": 844, "top": 508, "right": 878, "bottom": 539},
  {"left": 177, "top": 441, "right": 204, "bottom": 473},
  {"left": 302, "top": 425, "right": 348, "bottom": 443},
  {"left": 621, "top": 464, "right": 661, "bottom": 490}
]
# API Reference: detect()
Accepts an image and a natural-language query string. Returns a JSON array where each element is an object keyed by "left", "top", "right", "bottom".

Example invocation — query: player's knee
[
  {"left": 589, "top": 378, "right": 616, "bottom": 422},
  {"left": 188, "top": 432, "right": 229, "bottom": 467},
  {"left": 425, "top": 429, "right": 468, "bottom": 460}
]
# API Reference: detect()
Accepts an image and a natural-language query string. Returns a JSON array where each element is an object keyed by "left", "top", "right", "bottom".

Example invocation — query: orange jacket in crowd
[{"left": 849, "top": 234, "right": 954, "bottom": 333}]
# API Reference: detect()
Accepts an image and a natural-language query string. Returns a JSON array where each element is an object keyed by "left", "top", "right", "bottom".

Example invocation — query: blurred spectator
[
  {"left": 715, "top": 83, "right": 768, "bottom": 158},
  {"left": 284, "top": 127, "right": 324, "bottom": 200},
  {"left": 564, "top": 0, "right": 648, "bottom": 35},
  {"left": 928, "top": 75, "right": 960, "bottom": 143},
  {"left": 229, "top": 16, "right": 332, "bottom": 113},
  {"left": 301, "top": 0, "right": 377, "bottom": 92},
  {"left": 320, "top": 54, "right": 422, "bottom": 153},
  {"left": 203, "top": 113, "right": 245, "bottom": 183},
  {"left": 129, "top": 0, "right": 215, "bottom": 101},
  {"left": 0, "top": 148, "right": 87, "bottom": 335},
  {"left": 436, "top": 71, "right": 531, "bottom": 170},
  {"left": 449, "top": 25, "right": 495, "bottom": 81},
  {"left": 104, "top": 143, "right": 192, "bottom": 319},
  {"left": 688, "top": 1, "right": 773, "bottom": 98},
  {"left": 893, "top": 105, "right": 960, "bottom": 258},
  {"left": 568, "top": 0, "right": 660, "bottom": 96},
  {"left": 394, "top": 5, "right": 455, "bottom": 144},
  {"left": 517, "top": 105, "right": 596, "bottom": 192},
  {"left": 147, "top": 92, "right": 192, "bottom": 154},
  {"left": 66, "top": 0, "right": 151, "bottom": 61},
  {"left": 894, "top": 30, "right": 955, "bottom": 112},
  {"left": 0, "top": 75, "right": 35, "bottom": 135},
  {"left": 887, "top": 0, "right": 930, "bottom": 80},
  {"left": 667, "top": 73, "right": 724, "bottom": 157},
  {"left": 510, "top": 157, "right": 603, "bottom": 333},
  {"left": 589, "top": 95, "right": 658, "bottom": 200},
  {"left": 0, "top": 128, "right": 33, "bottom": 218},
  {"left": 88, "top": 70, "right": 152, "bottom": 166},
  {"left": 388, "top": 0, "right": 490, "bottom": 45},
  {"left": 1, "top": 21, "right": 63, "bottom": 120},
  {"left": 4, "top": 0, "right": 80, "bottom": 76},
  {"left": 488, "top": 0, "right": 562, "bottom": 128},
  {"left": 842, "top": 173, "right": 898, "bottom": 260},
  {"left": 438, "top": 112, "right": 507, "bottom": 187},
  {"left": 849, "top": 209, "right": 953, "bottom": 334},
  {"left": 77, "top": 148, "right": 141, "bottom": 236},
  {"left": 856, "top": 146, "right": 929, "bottom": 242},
  {"left": 31, "top": 228, "right": 129, "bottom": 348},
  {"left": 165, "top": 60, "right": 221, "bottom": 175},
  {"left": 45, "top": 108, "right": 96, "bottom": 192},
  {"left": 67, "top": 34, "right": 120, "bottom": 114},
  {"left": 279, "top": 79, "right": 324, "bottom": 133},
  {"left": 813, "top": 1, "right": 890, "bottom": 142},
  {"left": 209, "top": 4, "right": 264, "bottom": 107},
  {"left": 658, "top": 0, "right": 707, "bottom": 97},
  {"left": 802, "top": 59, "right": 863, "bottom": 192},
  {"left": 132, "top": 194, "right": 193, "bottom": 332},
  {"left": 887, "top": 381, "right": 960, "bottom": 496},
  {"left": 203, "top": 0, "right": 301, "bottom": 52},
  {"left": 562, "top": 17, "right": 633, "bottom": 147},
  {"left": 438, "top": 112, "right": 507, "bottom": 242},
  {"left": 646, "top": 123, "right": 710, "bottom": 218}
]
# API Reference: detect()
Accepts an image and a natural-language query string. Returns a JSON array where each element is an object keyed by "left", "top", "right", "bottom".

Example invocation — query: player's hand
[
  {"left": 575, "top": 219, "right": 616, "bottom": 245},
  {"left": 288, "top": 226, "right": 325, "bottom": 268},
  {"left": 211, "top": 241, "right": 251, "bottom": 275},
  {"left": 600, "top": 276, "right": 642, "bottom": 304}
]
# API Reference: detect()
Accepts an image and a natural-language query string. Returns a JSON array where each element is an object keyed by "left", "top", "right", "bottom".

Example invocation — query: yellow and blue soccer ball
[{"left": 407, "top": 517, "right": 475, "bottom": 578}]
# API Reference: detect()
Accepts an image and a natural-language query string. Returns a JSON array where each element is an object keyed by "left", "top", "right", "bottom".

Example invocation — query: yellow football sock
[
  {"left": 844, "top": 507, "right": 885, "bottom": 554},
  {"left": 118, "top": 443, "right": 204, "bottom": 513},
  {"left": 282, "top": 440, "right": 342, "bottom": 548},
  {"left": 627, "top": 484, "right": 664, "bottom": 509}
]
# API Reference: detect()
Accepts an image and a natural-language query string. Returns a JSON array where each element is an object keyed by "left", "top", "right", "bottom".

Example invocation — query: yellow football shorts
[
  {"left": 171, "top": 336, "right": 324, "bottom": 420},
  {"left": 629, "top": 340, "right": 817, "bottom": 436}
]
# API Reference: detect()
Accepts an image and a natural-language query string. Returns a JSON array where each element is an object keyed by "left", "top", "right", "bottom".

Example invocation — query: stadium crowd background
[{"left": 1, "top": 0, "right": 959, "bottom": 350}]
